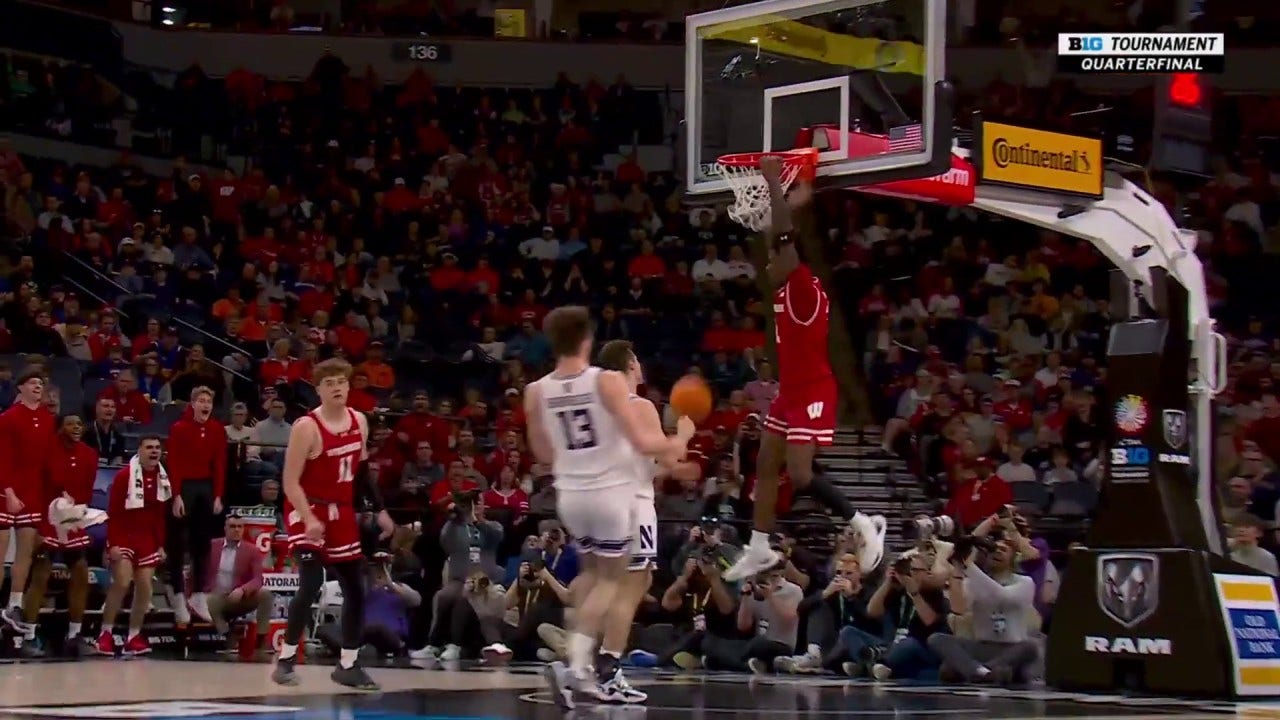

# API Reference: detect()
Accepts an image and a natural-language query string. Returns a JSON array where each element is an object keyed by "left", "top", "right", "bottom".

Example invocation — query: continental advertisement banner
[{"left": 974, "top": 120, "right": 1104, "bottom": 199}]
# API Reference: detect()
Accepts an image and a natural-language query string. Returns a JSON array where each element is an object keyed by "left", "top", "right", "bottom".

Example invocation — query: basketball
[{"left": 669, "top": 375, "right": 713, "bottom": 422}]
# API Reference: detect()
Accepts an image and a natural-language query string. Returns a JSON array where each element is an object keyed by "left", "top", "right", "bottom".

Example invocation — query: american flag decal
[{"left": 887, "top": 123, "right": 923, "bottom": 153}]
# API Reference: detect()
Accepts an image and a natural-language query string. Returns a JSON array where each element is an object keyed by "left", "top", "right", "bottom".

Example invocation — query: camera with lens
[
  {"left": 891, "top": 554, "right": 912, "bottom": 576},
  {"left": 948, "top": 534, "right": 998, "bottom": 566},
  {"left": 904, "top": 514, "right": 956, "bottom": 542},
  {"left": 520, "top": 547, "right": 545, "bottom": 576},
  {"left": 449, "top": 489, "right": 481, "bottom": 520}
]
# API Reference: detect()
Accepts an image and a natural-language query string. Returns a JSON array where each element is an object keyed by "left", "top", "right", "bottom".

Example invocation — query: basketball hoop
[{"left": 716, "top": 148, "right": 818, "bottom": 232}]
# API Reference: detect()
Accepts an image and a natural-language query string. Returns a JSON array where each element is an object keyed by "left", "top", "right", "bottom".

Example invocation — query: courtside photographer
[
  {"left": 864, "top": 550, "right": 948, "bottom": 681},
  {"left": 779, "top": 552, "right": 885, "bottom": 675},
  {"left": 672, "top": 517, "right": 740, "bottom": 578},
  {"left": 418, "top": 488, "right": 504, "bottom": 661},
  {"left": 928, "top": 523, "right": 1039, "bottom": 685},
  {"left": 317, "top": 551, "right": 421, "bottom": 659},
  {"left": 703, "top": 563, "right": 802, "bottom": 674},
  {"left": 656, "top": 542, "right": 738, "bottom": 669},
  {"left": 504, "top": 540, "right": 572, "bottom": 661}
]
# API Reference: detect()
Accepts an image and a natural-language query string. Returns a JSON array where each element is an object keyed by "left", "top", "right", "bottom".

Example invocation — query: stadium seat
[
  {"left": 1012, "top": 482, "right": 1051, "bottom": 516},
  {"left": 1047, "top": 482, "right": 1098, "bottom": 518}
]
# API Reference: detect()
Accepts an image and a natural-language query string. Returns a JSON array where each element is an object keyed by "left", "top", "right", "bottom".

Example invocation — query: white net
[{"left": 718, "top": 152, "right": 810, "bottom": 232}]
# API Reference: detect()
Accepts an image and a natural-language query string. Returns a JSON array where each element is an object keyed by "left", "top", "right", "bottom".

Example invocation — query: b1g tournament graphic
[{"left": 1057, "top": 33, "right": 1225, "bottom": 74}]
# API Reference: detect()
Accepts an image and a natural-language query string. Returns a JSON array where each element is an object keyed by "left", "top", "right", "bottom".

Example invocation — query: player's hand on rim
[{"left": 758, "top": 154, "right": 783, "bottom": 182}]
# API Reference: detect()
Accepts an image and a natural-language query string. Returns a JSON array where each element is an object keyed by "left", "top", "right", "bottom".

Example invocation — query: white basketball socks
[
  {"left": 567, "top": 632, "right": 595, "bottom": 676},
  {"left": 340, "top": 648, "right": 358, "bottom": 669}
]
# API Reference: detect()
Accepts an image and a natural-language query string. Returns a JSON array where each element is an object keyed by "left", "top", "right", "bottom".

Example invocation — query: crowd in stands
[{"left": 1, "top": 33, "right": 1279, "bottom": 688}]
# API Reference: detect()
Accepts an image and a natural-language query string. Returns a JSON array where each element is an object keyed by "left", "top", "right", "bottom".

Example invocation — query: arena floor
[{"left": 0, "top": 656, "right": 1276, "bottom": 720}]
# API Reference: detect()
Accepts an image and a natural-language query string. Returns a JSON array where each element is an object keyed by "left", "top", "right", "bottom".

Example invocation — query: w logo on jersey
[{"left": 806, "top": 402, "right": 824, "bottom": 420}]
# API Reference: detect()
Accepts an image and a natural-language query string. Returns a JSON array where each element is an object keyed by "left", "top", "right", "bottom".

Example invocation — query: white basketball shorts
[
  {"left": 628, "top": 498, "right": 657, "bottom": 572},
  {"left": 556, "top": 484, "right": 634, "bottom": 558}
]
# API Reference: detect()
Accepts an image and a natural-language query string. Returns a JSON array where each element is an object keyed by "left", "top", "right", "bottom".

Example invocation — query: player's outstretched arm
[
  {"left": 759, "top": 156, "right": 804, "bottom": 284},
  {"left": 282, "top": 417, "right": 319, "bottom": 524},
  {"left": 630, "top": 396, "right": 684, "bottom": 468},
  {"left": 523, "top": 383, "right": 554, "bottom": 466},
  {"left": 600, "top": 371, "right": 693, "bottom": 457}
]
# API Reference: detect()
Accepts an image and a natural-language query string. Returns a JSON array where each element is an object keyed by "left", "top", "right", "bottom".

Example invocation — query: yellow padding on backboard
[
  {"left": 1221, "top": 580, "right": 1279, "bottom": 604},
  {"left": 702, "top": 18, "right": 925, "bottom": 76}
]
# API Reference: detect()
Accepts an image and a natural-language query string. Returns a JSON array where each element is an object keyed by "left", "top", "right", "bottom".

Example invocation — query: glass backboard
[{"left": 684, "top": 0, "right": 949, "bottom": 199}]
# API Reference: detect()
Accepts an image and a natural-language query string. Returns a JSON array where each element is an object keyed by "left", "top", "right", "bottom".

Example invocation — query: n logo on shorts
[
  {"left": 638, "top": 524, "right": 656, "bottom": 553},
  {"left": 806, "top": 402, "right": 824, "bottom": 420}
]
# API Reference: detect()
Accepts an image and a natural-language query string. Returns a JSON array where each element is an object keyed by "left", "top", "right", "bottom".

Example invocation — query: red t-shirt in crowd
[{"left": 945, "top": 475, "right": 1013, "bottom": 529}]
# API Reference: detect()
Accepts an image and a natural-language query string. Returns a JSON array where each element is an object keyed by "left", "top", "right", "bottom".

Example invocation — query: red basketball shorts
[
  {"left": 284, "top": 501, "right": 362, "bottom": 563},
  {"left": 0, "top": 487, "right": 45, "bottom": 529},
  {"left": 108, "top": 534, "right": 163, "bottom": 569},
  {"left": 41, "top": 520, "right": 91, "bottom": 551},
  {"left": 763, "top": 375, "right": 837, "bottom": 446}
]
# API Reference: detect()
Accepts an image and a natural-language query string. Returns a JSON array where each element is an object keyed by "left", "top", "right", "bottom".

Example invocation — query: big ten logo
[
  {"left": 1067, "top": 36, "right": 1104, "bottom": 51},
  {"left": 1110, "top": 446, "right": 1151, "bottom": 466}
]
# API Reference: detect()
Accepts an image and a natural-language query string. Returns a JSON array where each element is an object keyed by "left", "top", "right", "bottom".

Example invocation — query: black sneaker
[
  {"left": 331, "top": 664, "right": 380, "bottom": 691},
  {"left": 18, "top": 639, "right": 45, "bottom": 659},
  {"left": 272, "top": 657, "right": 300, "bottom": 686}
]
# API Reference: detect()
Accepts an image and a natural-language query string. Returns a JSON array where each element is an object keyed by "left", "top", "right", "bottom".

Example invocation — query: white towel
[{"left": 125, "top": 454, "right": 171, "bottom": 510}]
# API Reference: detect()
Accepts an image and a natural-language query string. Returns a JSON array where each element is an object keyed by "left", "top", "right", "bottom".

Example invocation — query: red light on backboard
[{"left": 1170, "top": 73, "right": 1203, "bottom": 107}]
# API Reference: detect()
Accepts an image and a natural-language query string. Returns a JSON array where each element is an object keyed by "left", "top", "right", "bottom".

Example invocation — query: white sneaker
[
  {"left": 544, "top": 660, "right": 576, "bottom": 710},
  {"left": 171, "top": 594, "right": 191, "bottom": 626},
  {"left": 482, "top": 643, "right": 513, "bottom": 664},
  {"left": 189, "top": 593, "right": 212, "bottom": 623},
  {"left": 773, "top": 656, "right": 800, "bottom": 674},
  {"left": 722, "top": 543, "right": 781, "bottom": 582},
  {"left": 871, "top": 663, "right": 893, "bottom": 681},
  {"left": 439, "top": 644, "right": 461, "bottom": 662},
  {"left": 408, "top": 645, "right": 440, "bottom": 660},
  {"left": 536, "top": 648, "right": 558, "bottom": 662}
]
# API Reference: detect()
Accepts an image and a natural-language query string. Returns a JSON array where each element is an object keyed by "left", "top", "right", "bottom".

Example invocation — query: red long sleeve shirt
[
  {"left": 107, "top": 465, "right": 167, "bottom": 549},
  {"left": 47, "top": 439, "right": 99, "bottom": 504},
  {"left": 166, "top": 412, "right": 228, "bottom": 498},
  {"left": 0, "top": 401, "right": 56, "bottom": 498}
]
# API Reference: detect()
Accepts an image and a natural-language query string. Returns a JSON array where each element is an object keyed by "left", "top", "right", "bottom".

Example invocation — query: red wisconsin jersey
[
  {"left": 0, "top": 401, "right": 56, "bottom": 496},
  {"left": 300, "top": 408, "right": 364, "bottom": 505},
  {"left": 47, "top": 439, "right": 99, "bottom": 504},
  {"left": 772, "top": 263, "right": 832, "bottom": 386}
]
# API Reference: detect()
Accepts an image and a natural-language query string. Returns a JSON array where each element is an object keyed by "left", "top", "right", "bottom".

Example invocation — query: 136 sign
[{"left": 390, "top": 41, "right": 453, "bottom": 63}]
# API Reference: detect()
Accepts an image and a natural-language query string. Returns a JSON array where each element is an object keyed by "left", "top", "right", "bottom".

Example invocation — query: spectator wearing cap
[
  {"left": 396, "top": 391, "right": 453, "bottom": 454},
  {"left": 1230, "top": 514, "right": 1279, "bottom": 575},
  {"left": 519, "top": 227, "right": 560, "bottom": 262},
  {"left": 358, "top": 342, "right": 395, "bottom": 390},
  {"left": 945, "top": 457, "right": 1013, "bottom": 530}
]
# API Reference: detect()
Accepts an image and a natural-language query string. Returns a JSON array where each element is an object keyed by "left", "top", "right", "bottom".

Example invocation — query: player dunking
[
  {"left": 273, "top": 358, "right": 393, "bottom": 691},
  {"left": 525, "top": 307, "right": 694, "bottom": 708},
  {"left": 593, "top": 339, "right": 678, "bottom": 703},
  {"left": 724, "top": 155, "right": 858, "bottom": 582}
]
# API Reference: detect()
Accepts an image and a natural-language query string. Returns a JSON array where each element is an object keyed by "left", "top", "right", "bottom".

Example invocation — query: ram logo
[
  {"left": 1098, "top": 553, "right": 1158, "bottom": 628},
  {"left": 1085, "top": 636, "right": 1173, "bottom": 655}
]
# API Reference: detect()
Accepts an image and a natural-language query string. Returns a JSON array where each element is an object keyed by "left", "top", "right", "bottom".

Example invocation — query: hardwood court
[{"left": 0, "top": 657, "right": 1276, "bottom": 720}]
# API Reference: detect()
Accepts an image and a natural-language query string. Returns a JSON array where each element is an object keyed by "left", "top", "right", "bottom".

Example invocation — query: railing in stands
[{"left": 58, "top": 250, "right": 256, "bottom": 387}]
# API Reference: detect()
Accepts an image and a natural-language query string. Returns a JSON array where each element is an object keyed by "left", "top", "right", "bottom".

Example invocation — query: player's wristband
[{"left": 776, "top": 231, "right": 795, "bottom": 247}]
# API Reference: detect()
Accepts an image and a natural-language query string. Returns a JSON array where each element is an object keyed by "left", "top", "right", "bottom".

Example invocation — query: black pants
[
  {"left": 317, "top": 621, "right": 405, "bottom": 656},
  {"left": 166, "top": 478, "right": 217, "bottom": 595},
  {"left": 503, "top": 598, "right": 564, "bottom": 660},
  {"left": 703, "top": 635, "right": 793, "bottom": 672}
]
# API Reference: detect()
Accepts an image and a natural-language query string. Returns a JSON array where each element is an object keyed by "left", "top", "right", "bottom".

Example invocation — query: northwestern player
[
  {"left": 525, "top": 307, "right": 694, "bottom": 708},
  {"left": 273, "top": 358, "right": 393, "bottom": 690},
  {"left": 724, "top": 155, "right": 857, "bottom": 582},
  {"left": 592, "top": 339, "right": 676, "bottom": 703}
]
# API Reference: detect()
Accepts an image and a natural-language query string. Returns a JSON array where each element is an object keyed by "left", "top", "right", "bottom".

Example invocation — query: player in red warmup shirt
[
  {"left": 273, "top": 358, "right": 393, "bottom": 691},
  {"left": 724, "top": 156, "right": 858, "bottom": 582},
  {"left": 0, "top": 370, "right": 56, "bottom": 634},
  {"left": 19, "top": 414, "right": 98, "bottom": 658},
  {"left": 98, "top": 436, "right": 170, "bottom": 657}
]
